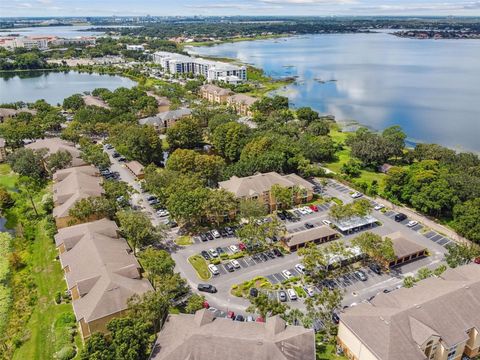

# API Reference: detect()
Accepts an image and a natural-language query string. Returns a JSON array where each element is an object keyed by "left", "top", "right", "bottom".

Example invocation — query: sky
[{"left": 2, "top": 0, "right": 480, "bottom": 17}]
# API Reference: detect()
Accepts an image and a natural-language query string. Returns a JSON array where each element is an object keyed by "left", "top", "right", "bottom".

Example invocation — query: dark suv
[
  {"left": 395, "top": 213, "right": 407, "bottom": 222},
  {"left": 197, "top": 284, "right": 217, "bottom": 293}
]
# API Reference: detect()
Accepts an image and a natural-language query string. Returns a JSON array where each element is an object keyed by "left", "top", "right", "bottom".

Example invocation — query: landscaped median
[
  {"left": 175, "top": 235, "right": 194, "bottom": 246},
  {"left": 231, "top": 276, "right": 273, "bottom": 297},
  {"left": 188, "top": 255, "right": 211, "bottom": 280}
]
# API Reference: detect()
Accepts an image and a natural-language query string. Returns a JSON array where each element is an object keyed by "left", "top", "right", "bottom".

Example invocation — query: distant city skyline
[{"left": 2, "top": 0, "right": 480, "bottom": 17}]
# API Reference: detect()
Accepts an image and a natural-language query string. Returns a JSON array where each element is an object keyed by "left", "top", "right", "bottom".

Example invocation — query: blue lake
[
  {"left": 0, "top": 71, "right": 135, "bottom": 105},
  {"left": 189, "top": 32, "right": 480, "bottom": 152}
]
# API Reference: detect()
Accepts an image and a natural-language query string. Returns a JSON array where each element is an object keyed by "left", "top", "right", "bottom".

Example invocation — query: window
[
  {"left": 424, "top": 340, "right": 434, "bottom": 358},
  {"left": 447, "top": 347, "right": 456, "bottom": 360}
]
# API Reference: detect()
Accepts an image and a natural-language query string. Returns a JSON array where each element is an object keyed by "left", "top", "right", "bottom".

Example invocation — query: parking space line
[
  {"left": 424, "top": 231, "right": 435, "bottom": 238},
  {"left": 437, "top": 238, "right": 448, "bottom": 246},
  {"left": 266, "top": 274, "right": 278, "bottom": 284},
  {"left": 273, "top": 273, "right": 286, "bottom": 282},
  {"left": 431, "top": 234, "right": 442, "bottom": 242}
]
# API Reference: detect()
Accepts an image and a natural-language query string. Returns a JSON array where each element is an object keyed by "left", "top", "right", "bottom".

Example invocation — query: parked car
[
  {"left": 282, "top": 270, "right": 293, "bottom": 279},
  {"left": 474, "top": 257, "right": 480, "bottom": 265},
  {"left": 287, "top": 288, "right": 298, "bottom": 300},
  {"left": 322, "top": 219, "right": 332, "bottom": 226},
  {"left": 229, "top": 245, "right": 239, "bottom": 253},
  {"left": 277, "top": 212, "right": 286, "bottom": 220},
  {"left": 156, "top": 209, "right": 169, "bottom": 217},
  {"left": 219, "top": 228, "right": 228, "bottom": 237},
  {"left": 112, "top": 151, "right": 120, "bottom": 158},
  {"left": 118, "top": 156, "right": 126, "bottom": 162},
  {"left": 305, "top": 286, "right": 315, "bottom": 297},
  {"left": 279, "top": 290, "right": 287, "bottom": 302},
  {"left": 225, "top": 262, "right": 234, "bottom": 272},
  {"left": 395, "top": 213, "right": 407, "bottom": 222},
  {"left": 197, "top": 284, "right": 217, "bottom": 293},
  {"left": 206, "top": 232, "right": 214, "bottom": 241},
  {"left": 304, "top": 222, "right": 314, "bottom": 229},
  {"left": 208, "top": 248, "right": 218, "bottom": 258},
  {"left": 259, "top": 253, "right": 268, "bottom": 261},
  {"left": 266, "top": 250, "right": 276, "bottom": 259},
  {"left": 200, "top": 251, "right": 211, "bottom": 260},
  {"left": 104, "top": 144, "right": 113, "bottom": 150},
  {"left": 203, "top": 300, "right": 210, "bottom": 309},
  {"left": 238, "top": 243, "right": 246, "bottom": 251},
  {"left": 273, "top": 248, "right": 283, "bottom": 257},
  {"left": 374, "top": 204, "right": 385, "bottom": 211},
  {"left": 231, "top": 260, "right": 241, "bottom": 269},
  {"left": 332, "top": 312, "right": 340, "bottom": 324},
  {"left": 234, "top": 315, "right": 245, "bottom": 322},
  {"left": 246, "top": 316, "right": 255, "bottom": 322},
  {"left": 351, "top": 192, "right": 363, "bottom": 198},
  {"left": 303, "top": 206, "right": 313, "bottom": 214},
  {"left": 322, "top": 279, "right": 336, "bottom": 290},
  {"left": 227, "top": 311, "right": 235, "bottom": 319},
  {"left": 211, "top": 229, "right": 221, "bottom": 238},
  {"left": 354, "top": 270, "right": 368, "bottom": 281},
  {"left": 407, "top": 220, "right": 418, "bottom": 227},
  {"left": 256, "top": 317, "right": 265, "bottom": 323},
  {"left": 225, "top": 227, "right": 234, "bottom": 236},
  {"left": 295, "top": 263, "right": 306, "bottom": 274},
  {"left": 200, "top": 233, "right": 208, "bottom": 242},
  {"left": 368, "top": 263, "right": 382, "bottom": 275},
  {"left": 249, "top": 288, "right": 258, "bottom": 298},
  {"left": 208, "top": 264, "right": 219, "bottom": 275},
  {"left": 309, "top": 204, "right": 318, "bottom": 212}
]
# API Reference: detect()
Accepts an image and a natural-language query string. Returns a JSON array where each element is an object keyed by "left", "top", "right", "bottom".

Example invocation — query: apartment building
[
  {"left": 126, "top": 44, "right": 144, "bottom": 51},
  {"left": 0, "top": 36, "right": 51, "bottom": 50},
  {"left": 0, "top": 107, "right": 37, "bottom": 122},
  {"left": 150, "top": 309, "right": 315, "bottom": 360},
  {"left": 26, "top": 137, "right": 87, "bottom": 168},
  {"left": 52, "top": 166, "right": 104, "bottom": 228},
  {"left": 153, "top": 51, "right": 247, "bottom": 83},
  {"left": 338, "top": 263, "right": 480, "bottom": 360},
  {"left": 54, "top": 218, "right": 153, "bottom": 339},
  {"left": 53, "top": 37, "right": 97, "bottom": 46},
  {"left": 0, "top": 138, "right": 6, "bottom": 162},
  {"left": 139, "top": 108, "right": 192, "bottom": 131},
  {"left": 219, "top": 172, "right": 314, "bottom": 213},
  {"left": 199, "top": 84, "right": 234, "bottom": 104},
  {"left": 226, "top": 93, "right": 258, "bottom": 117}
]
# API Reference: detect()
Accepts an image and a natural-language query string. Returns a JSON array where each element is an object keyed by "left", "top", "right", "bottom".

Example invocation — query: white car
[
  {"left": 407, "top": 220, "right": 418, "bottom": 227},
  {"left": 322, "top": 219, "right": 332, "bottom": 226},
  {"left": 351, "top": 192, "right": 363, "bottom": 198},
  {"left": 208, "top": 248, "right": 218, "bottom": 258},
  {"left": 231, "top": 260, "right": 241, "bottom": 269},
  {"left": 374, "top": 204, "right": 385, "bottom": 211},
  {"left": 282, "top": 270, "right": 293, "bottom": 279},
  {"left": 208, "top": 264, "right": 219, "bottom": 275},
  {"left": 302, "top": 206, "right": 313, "bottom": 214},
  {"left": 211, "top": 229, "right": 221, "bottom": 238},
  {"left": 305, "top": 286, "right": 315, "bottom": 297},
  {"left": 298, "top": 208, "right": 308, "bottom": 215},
  {"left": 156, "top": 209, "right": 169, "bottom": 217},
  {"left": 295, "top": 263, "right": 306, "bottom": 274},
  {"left": 287, "top": 288, "right": 298, "bottom": 300},
  {"left": 229, "top": 245, "right": 239, "bottom": 253}
]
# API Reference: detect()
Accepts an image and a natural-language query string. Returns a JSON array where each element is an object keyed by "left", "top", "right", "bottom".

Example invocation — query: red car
[
  {"left": 256, "top": 317, "right": 265, "bottom": 323},
  {"left": 474, "top": 257, "right": 480, "bottom": 264},
  {"left": 309, "top": 204, "right": 318, "bottom": 212},
  {"left": 227, "top": 311, "right": 235, "bottom": 319},
  {"left": 203, "top": 301, "right": 210, "bottom": 309},
  {"left": 238, "top": 243, "right": 246, "bottom": 251}
]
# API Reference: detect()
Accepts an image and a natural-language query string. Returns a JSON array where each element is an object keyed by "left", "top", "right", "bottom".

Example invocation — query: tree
[
  {"left": 340, "top": 160, "right": 361, "bottom": 178},
  {"left": 328, "top": 199, "right": 372, "bottom": 222},
  {"left": 68, "top": 196, "right": 114, "bottom": 224},
  {"left": 128, "top": 290, "right": 169, "bottom": 333},
  {"left": 139, "top": 248, "right": 175, "bottom": 286},
  {"left": 63, "top": 93, "right": 85, "bottom": 111},
  {"left": 17, "top": 176, "right": 43, "bottom": 216},
  {"left": 45, "top": 150, "right": 72, "bottom": 174},
  {"left": 284, "top": 308, "right": 304, "bottom": 326},
  {"left": 0, "top": 186, "right": 14, "bottom": 212},
  {"left": 299, "top": 135, "right": 335, "bottom": 162},
  {"left": 382, "top": 125, "right": 406, "bottom": 158},
  {"left": 185, "top": 294, "right": 206, "bottom": 314},
  {"left": 306, "top": 119, "right": 330, "bottom": 136},
  {"left": 238, "top": 198, "right": 267, "bottom": 220},
  {"left": 166, "top": 117, "right": 203, "bottom": 150},
  {"left": 304, "top": 288, "right": 343, "bottom": 338},
  {"left": 296, "top": 107, "right": 319, "bottom": 124},
  {"left": 444, "top": 243, "right": 480, "bottom": 268},
  {"left": 166, "top": 186, "right": 209, "bottom": 226},
  {"left": 202, "top": 189, "right": 237, "bottom": 226},
  {"left": 117, "top": 210, "right": 164, "bottom": 254},
  {"left": 246, "top": 293, "right": 289, "bottom": 319},
  {"left": 251, "top": 95, "right": 289, "bottom": 115},
  {"left": 211, "top": 122, "right": 249, "bottom": 162},
  {"left": 236, "top": 219, "right": 285, "bottom": 252},
  {"left": 346, "top": 128, "right": 390, "bottom": 166},
  {"left": 403, "top": 275, "right": 417, "bottom": 288},
  {"left": 299, "top": 242, "right": 352, "bottom": 282},
  {"left": 452, "top": 198, "right": 480, "bottom": 243},
  {"left": 351, "top": 232, "right": 396, "bottom": 265},
  {"left": 80, "top": 140, "right": 111, "bottom": 169},
  {"left": 417, "top": 267, "right": 433, "bottom": 280},
  {"left": 106, "top": 317, "right": 153, "bottom": 360},
  {"left": 7, "top": 148, "right": 47, "bottom": 180},
  {"left": 270, "top": 184, "right": 293, "bottom": 210},
  {"left": 80, "top": 333, "right": 113, "bottom": 360},
  {"left": 103, "top": 179, "right": 131, "bottom": 207}
]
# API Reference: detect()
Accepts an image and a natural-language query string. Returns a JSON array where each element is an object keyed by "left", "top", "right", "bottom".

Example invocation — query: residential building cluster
[
  {"left": 0, "top": 35, "right": 96, "bottom": 50},
  {"left": 0, "top": 107, "right": 37, "bottom": 122},
  {"left": 200, "top": 84, "right": 258, "bottom": 116},
  {"left": 153, "top": 51, "right": 247, "bottom": 84},
  {"left": 139, "top": 108, "right": 192, "bottom": 131},
  {"left": 338, "top": 263, "right": 480, "bottom": 360}
]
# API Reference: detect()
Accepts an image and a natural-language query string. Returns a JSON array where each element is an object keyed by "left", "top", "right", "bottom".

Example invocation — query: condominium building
[
  {"left": 226, "top": 93, "right": 258, "bottom": 117},
  {"left": 199, "top": 84, "right": 234, "bottom": 104},
  {"left": 219, "top": 172, "right": 314, "bottom": 213},
  {"left": 54, "top": 218, "right": 153, "bottom": 339},
  {"left": 53, "top": 37, "right": 97, "bottom": 46},
  {"left": 139, "top": 108, "right": 192, "bottom": 131},
  {"left": 153, "top": 51, "right": 247, "bottom": 83},
  {"left": 0, "top": 36, "right": 51, "bottom": 50},
  {"left": 126, "top": 44, "right": 144, "bottom": 51},
  {"left": 26, "top": 137, "right": 86, "bottom": 168},
  {"left": 338, "top": 263, "right": 480, "bottom": 360}
]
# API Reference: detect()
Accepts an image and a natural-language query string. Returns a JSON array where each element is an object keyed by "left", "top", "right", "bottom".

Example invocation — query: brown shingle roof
[
  {"left": 151, "top": 309, "right": 315, "bottom": 360},
  {"left": 55, "top": 219, "right": 153, "bottom": 322},
  {"left": 228, "top": 93, "right": 258, "bottom": 106},
  {"left": 284, "top": 226, "right": 338, "bottom": 247},
  {"left": 386, "top": 232, "right": 427, "bottom": 259},
  {"left": 52, "top": 166, "right": 104, "bottom": 218},
  {"left": 200, "top": 84, "right": 234, "bottom": 96},
  {"left": 339, "top": 264, "right": 480, "bottom": 360},
  {"left": 26, "top": 137, "right": 86, "bottom": 167},
  {"left": 219, "top": 172, "right": 314, "bottom": 198},
  {"left": 126, "top": 160, "right": 144, "bottom": 176}
]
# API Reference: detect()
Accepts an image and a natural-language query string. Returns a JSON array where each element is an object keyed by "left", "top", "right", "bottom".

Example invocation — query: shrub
[
  {"left": 210, "top": 258, "right": 221, "bottom": 265},
  {"left": 55, "top": 345, "right": 76, "bottom": 360},
  {"left": 55, "top": 291, "right": 62, "bottom": 304}
]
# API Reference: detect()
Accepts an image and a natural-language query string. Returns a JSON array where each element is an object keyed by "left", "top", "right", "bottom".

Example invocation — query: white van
[
  {"left": 208, "top": 264, "right": 219, "bottom": 275},
  {"left": 287, "top": 288, "right": 297, "bottom": 300}
]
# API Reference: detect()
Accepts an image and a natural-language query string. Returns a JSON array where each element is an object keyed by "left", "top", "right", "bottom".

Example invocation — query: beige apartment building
[
  {"left": 54, "top": 218, "right": 153, "bottom": 339},
  {"left": 226, "top": 93, "right": 258, "bottom": 117},
  {"left": 199, "top": 84, "right": 234, "bottom": 104},
  {"left": 219, "top": 172, "right": 314, "bottom": 213},
  {"left": 338, "top": 263, "right": 480, "bottom": 360},
  {"left": 26, "top": 137, "right": 87, "bottom": 168}
]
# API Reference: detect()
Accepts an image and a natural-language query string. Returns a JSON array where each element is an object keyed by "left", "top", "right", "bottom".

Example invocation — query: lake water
[
  {"left": 189, "top": 32, "right": 480, "bottom": 152},
  {"left": 0, "top": 25, "right": 104, "bottom": 38},
  {"left": 0, "top": 71, "right": 135, "bottom": 105}
]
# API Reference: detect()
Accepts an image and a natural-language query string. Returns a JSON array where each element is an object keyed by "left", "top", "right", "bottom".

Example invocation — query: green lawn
[
  {"left": 175, "top": 235, "right": 193, "bottom": 246},
  {"left": 316, "top": 340, "right": 347, "bottom": 360},
  {"left": 188, "top": 255, "right": 211, "bottom": 280},
  {"left": 0, "top": 164, "right": 18, "bottom": 191}
]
